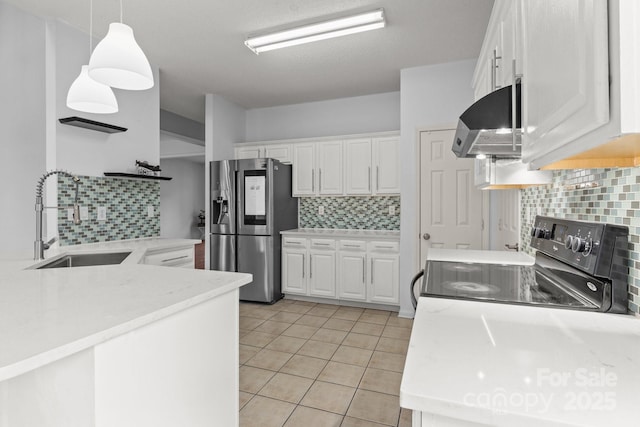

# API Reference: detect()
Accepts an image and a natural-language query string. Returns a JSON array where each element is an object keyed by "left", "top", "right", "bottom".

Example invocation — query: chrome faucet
[{"left": 34, "top": 170, "right": 82, "bottom": 260}]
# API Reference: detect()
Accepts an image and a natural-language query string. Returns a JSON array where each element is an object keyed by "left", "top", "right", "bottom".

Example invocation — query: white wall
[
  {"left": 0, "top": 2, "right": 46, "bottom": 256},
  {"left": 398, "top": 59, "right": 477, "bottom": 317},
  {"left": 160, "top": 159, "right": 205, "bottom": 239},
  {"left": 245, "top": 92, "right": 400, "bottom": 142}
]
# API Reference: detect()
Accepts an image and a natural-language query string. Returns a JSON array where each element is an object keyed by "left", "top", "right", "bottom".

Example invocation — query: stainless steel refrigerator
[{"left": 210, "top": 158, "right": 298, "bottom": 303}]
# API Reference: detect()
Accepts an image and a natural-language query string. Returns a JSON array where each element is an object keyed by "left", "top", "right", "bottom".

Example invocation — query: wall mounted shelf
[
  {"left": 59, "top": 117, "right": 127, "bottom": 133},
  {"left": 104, "top": 172, "right": 172, "bottom": 181}
]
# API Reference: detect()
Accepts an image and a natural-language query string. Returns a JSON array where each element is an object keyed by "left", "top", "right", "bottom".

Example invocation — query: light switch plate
[
  {"left": 389, "top": 205, "right": 396, "bottom": 216},
  {"left": 80, "top": 206, "right": 89, "bottom": 221},
  {"left": 97, "top": 206, "right": 107, "bottom": 221},
  {"left": 318, "top": 205, "right": 325, "bottom": 215},
  {"left": 67, "top": 208, "right": 74, "bottom": 221},
  {"left": 147, "top": 205, "right": 155, "bottom": 217}
]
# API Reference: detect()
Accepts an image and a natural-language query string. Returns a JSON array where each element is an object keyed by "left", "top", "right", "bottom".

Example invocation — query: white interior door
[
  {"left": 489, "top": 189, "right": 521, "bottom": 251},
  {"left": 419, "top": 130, "right": 484, "bottom": 264}
]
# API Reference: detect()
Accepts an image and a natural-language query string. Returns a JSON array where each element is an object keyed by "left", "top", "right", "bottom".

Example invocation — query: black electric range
[{"left": 421, "top": 216, "right": 629, "bottom": 313}]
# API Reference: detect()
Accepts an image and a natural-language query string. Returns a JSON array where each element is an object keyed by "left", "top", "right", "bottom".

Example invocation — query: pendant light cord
[
  {"left": 89, "top": 0, "right": 92, "bottom": 55},
  {"left": 120, "top": 0, "right": 123, "bottom": 23}
]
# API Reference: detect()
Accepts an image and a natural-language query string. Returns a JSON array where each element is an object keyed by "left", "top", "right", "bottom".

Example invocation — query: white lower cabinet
[
  {"left": 143, "top": 245, "right": 195, "bottom": 268},
  {"left": 283, "top": 234, "right": 399, "bottom": 306}
]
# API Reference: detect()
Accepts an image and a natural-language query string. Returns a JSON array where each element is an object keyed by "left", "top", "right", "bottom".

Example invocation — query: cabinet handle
[
  {"left": 302, "top": 255, "right": 305, "bottom": 278},
  {"left": 287, "top": 241, "right": 302, "bottom": 245},
  {"left": 491, "top": 48, "right": 502, "bottom": 91},
  {"left": 319, "top": 169, "right": 322, "bottom": 192},
  {"left": 375, "top": 245, "right": 393, "bottom": 249},
  {"left": 368, "top": 167, "right": 371, "bottom": 191},
  {"left": 161, "top": 255, "right": 189, "bottom": 263},
  {"left": 314, "top": 243, "right": 331, "bottom": 246},
  {"left": 343, "top": 244, "right": 360, "bottom": 248},
  {"left": 362, "top": 258, "right": 365, "bottom": 283},
  {"left": 310, "top": 255, "right": 312, "bottom": 278},
  {"left": 512, "top": 59, "right": 521, "bottom": 153},
  {"left": 312, "top": 169, "right": 315, "bottom": 192},
  {"left": 376, "top": 167, "right": 379, "bottom": 190},
  {"left": 370, "top": 259, "right": 374, "bottom": 284}
]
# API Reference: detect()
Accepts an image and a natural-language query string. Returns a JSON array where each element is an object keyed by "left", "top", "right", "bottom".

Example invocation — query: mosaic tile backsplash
[
  {"left": 520, "top": 167, "right": 640, "bottom": 315},
  {"left": 299, "top": 196, "right": 400, "bottom": 230},
  {"left": 57, "top": 175, "right": 160, "bottom": 246}
]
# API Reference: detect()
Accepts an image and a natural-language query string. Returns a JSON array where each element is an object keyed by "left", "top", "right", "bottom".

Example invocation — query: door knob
[{"left": 422, "top": 233, "right": 431, "bottom": 241}]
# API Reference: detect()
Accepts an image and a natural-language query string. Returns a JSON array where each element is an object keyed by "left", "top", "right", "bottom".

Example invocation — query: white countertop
[
  {"left": 0, "top": 238, "right": 251, "bottom": 383},
  {"left": 400, "top": 298, "right": 640, "bottom": 426},
  {"left": 281, "top": 228, "right": 400, "bottom": 239},
  {"left": 427, "top": 248, "right": 535, "bottom": 265}
]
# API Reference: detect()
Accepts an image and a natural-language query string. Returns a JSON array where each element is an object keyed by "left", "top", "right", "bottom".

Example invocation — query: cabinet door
[
  {"left": 264, "top": 144, "right": 292, "bottom": 164},
  {"left": 368, "top": 254, "right": 399, "bottom": 304},
  {"left": 521, "top": 0, "right": 609, "bottom": 163},
  {"left": 344, "top": 139, "right": 372, "bottom": 195},
  {"left": 309, "top": 250, "right": 336, "bottom": 297},
  {"left": 338, "top": 252, "right": 367, "bottom": 301},
  {"left": 236, "top": 146, "right": 263, "bottom": 159},
  {"left": 282, "top": 249, "right": 307, "bottom": 295},
  {"left": 292, "top": 143, "right": 316, "bottom": 196},
  {"left": 317, "top": 141, "right": 343, "bottom": 195},
  {"left": 373, "top": 137, "right": 400, "bottom": 194}
]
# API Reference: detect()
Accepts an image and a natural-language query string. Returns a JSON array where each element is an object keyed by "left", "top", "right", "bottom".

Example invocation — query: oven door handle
[{"left": 410, "top": 269, "right": 425, "bottom": 310}]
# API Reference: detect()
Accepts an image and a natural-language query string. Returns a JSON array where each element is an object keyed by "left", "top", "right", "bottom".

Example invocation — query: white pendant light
[
  {"left": 67, "top": 65, "right": 119, "bottom": 113},
  {"left": 66, "top": 0, "right": 118, "bottom": 114},
  {"left": 88, "top": 1, "right": 153, "bottom": 90}
]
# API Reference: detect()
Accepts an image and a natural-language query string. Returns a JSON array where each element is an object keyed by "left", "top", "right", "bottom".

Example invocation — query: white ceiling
[{"left": 7, "top": 0, "right": 493, "bottom": 123}]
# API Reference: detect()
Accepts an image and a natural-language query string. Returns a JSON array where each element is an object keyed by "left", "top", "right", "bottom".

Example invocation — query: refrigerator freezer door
[
  {"left": 210, "top": 234, "right": 236, "bottom": 272},
  {"left": 238, "top": 234, "right": 281, "bottom": 303}
]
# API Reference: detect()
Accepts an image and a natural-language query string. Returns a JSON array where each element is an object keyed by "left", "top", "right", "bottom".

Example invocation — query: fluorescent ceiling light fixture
[{"left": 245, "top": 8, "right": 385, "bottom": 54}]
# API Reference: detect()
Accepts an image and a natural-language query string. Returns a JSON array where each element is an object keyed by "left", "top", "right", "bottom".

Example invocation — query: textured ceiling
[{"left": 6, "top": 0, "right": 493, "bottom": 122}]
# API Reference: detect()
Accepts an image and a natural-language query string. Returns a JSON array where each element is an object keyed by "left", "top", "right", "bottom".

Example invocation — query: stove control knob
[
  {"left": 530, "top": 227, "right": 539, "bottom": 237},
  {"left": 536, "top": 228, "right": 547, "bottom": 238},
  {"left": 572, "top": 236, "right": 587, "bottom": 253},
  {"left": 582, "top": 238, "right": 593, "bottom": 256},
  {"left": 564, "top": 235, "right": 574, "bottom": 250}
]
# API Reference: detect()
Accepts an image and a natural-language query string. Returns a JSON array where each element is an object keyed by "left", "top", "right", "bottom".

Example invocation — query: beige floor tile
[
  {"left": 282, "top": 324, "right": 319, "bottom": 339},
  {"left": 375, "top": 337, "right": 409, "bottom": 355},
  {"left": 239, "top": 395, "right": 296, "bottom": 427},
  {"left": 240, "top": 331, "right": 278, "bottom": 348},
  {"left": 254, "top": 320, "right": 293, "bottom": 335},
  {"left": 398, "top": 408, "right": 412, "bottom": 427},
  {"left": 239, "top": 391, "right": 254, "bottom": 410},
  {"left": 296, "top": 314, "right": 329, "bottom": 328},
  {"left": 276, "top": 298, "right": 297, "bottom": 305},
  {"left": 239, "top": 329, "right": 252, "bottom": 339},
  {"left": 331, "top": 308, "right": 364, "bottom": 321},
  {"left": 311, "top": 328, "right": 348, "bottom": 345},
  {"left": 331, "top": 346, "right": 373, "bottom": 367},
  {"left": 385, "top": 316, "right": 413, "bottom": 329},
  {"left": 363, "top": 308, "right": 392, "bottom": 316},
  {"left": 323, "top": 318, "right": 356, "bottom": 332},
  {"left": 359, "top": 368, "right": 402, "bottom": 396},
  {"left": 358, "top": 313, "right": 389, "bottom": 325},
  {"left": 280, "top": 354, "right": 328, "bottom": 379},
  {"left": 297, "top": 340, "right": 339, "bottom": 360},
  {"left": 317, "top": 361, "right": 365, "bottom": 388},
  {"left": 239, "top": 316, "right": 265, "bottom": 330},
  {"left": 341, "top": 416, "right": 389, "bottom": 427},
  {"left": 300, "top": 381, "right": 356, "bottom": 415},
  {"left": 284, "top": 406, "right": 343, "bottom": 427},
  {"left": 279, "top": 303, "right": 313, "bottom": 314},
  {"left": 242, "top": 307, "right": 277, "bottom": 320},
  {"left": 346, "top": 390, "right": 400, "bottom": 426},
  {"left": 269, "top": 311, "right": 304, "bottom": 323},
  {"left": 291, "top": 300, "right": 317, "bottom": 307},
  {"left": 239, "top": 365, "right": 276, "bottom": 394},
  {"left": 342, "top": 333, "right": 380, "bottom": 351},
  {"left": 245, "top": 349, "right": 293, "bottom": 371},
  {"left": 239, "top": 344, "right": 261, "bottom": 365},
  {"left": 368, "top": 352, "right": 406, "bottom": 373},
  {"left": 307, "top": 306, "right": 339, "bottom": 318},
  {"left": 381, "top": 325, "right": 411, "bottom": 340},
  {"left": 266, "top": 335, "right": 307, "bottom": 353},
  {"left": 351, "top": 322, "right": 385, "bottom": 337},
  {"left": 258, "top": 372, "right": 314, "bottom": 404}
]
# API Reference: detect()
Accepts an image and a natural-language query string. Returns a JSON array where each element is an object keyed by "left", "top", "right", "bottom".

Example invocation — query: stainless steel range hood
[{"left": 452, "top": 84, "right": 521, "bottom": 159}]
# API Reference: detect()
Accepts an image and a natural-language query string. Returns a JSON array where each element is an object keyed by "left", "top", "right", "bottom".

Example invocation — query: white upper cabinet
[
  {"left": 292, "top": 143, "right": 316, "bottom": 196},
  {"left": 344, "top": 139, "right": 373, "bottom": 195},
  {"left": 317, "top": 141, "right": 343, "bottom": 195},
  {"left": 521, "top": 0, "right": 609, "bottom": 164},
  {"left": 235, "top": 145, "right": 263, "bottom": 159},
  {"left": 372, "top": 136, "right": 400, "bottom": 194},
  {"left": 234, "top": 143, "right": 292, "bottom": 163}
]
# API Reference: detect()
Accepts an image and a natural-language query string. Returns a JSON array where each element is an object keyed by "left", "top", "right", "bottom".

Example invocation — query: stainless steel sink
[{"left": 34, "top": 251, "right": 132, "bottom": 269}]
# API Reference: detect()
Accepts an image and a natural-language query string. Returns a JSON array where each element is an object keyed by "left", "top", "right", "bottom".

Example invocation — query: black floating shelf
[
  {"left": 104, "top": 172, "right": 172, "bottom": 181},
  {"left": 59, "top": 116, "right": 127, "bottom": 133}
]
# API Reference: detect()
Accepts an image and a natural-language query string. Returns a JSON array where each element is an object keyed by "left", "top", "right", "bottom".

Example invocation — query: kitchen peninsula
[{"left": 0, "top": 239, "right": 251, "bottom": 427}]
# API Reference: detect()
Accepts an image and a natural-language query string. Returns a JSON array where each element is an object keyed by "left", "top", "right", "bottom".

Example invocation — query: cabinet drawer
[
  {"left": 283, "top": 236, "right": 307, "bottom": 248},
  {"left": 144, "top": 246, "right": 194, "bottom": 267},
  {"left": 338, "top": 240, "right": 367, "bottom": 251},
  {"left": 310, "top": 238, "right": 336, "bottom": 250},
  {"left": 367, "top": 241, "right": 399, "bottom": 253}
]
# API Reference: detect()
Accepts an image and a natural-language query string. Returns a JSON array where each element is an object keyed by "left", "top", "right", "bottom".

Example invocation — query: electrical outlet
[
  {"left": 389, "top": 205, "right": 396, "bottom": 216},
  {"left": 97, "top": 206, "right": 107, "bottom": 221},
  {"left": 147, "top": 205, "right": 155, "bottom": 217},
  {"left": 67, "top": 208, "right": 74, "bottom": 221},
  {"left": 80, "top": 206, "right": 89, "bottom": 221},
  {"left": 318, "top": 205, "right": 325, "bottom": 215}
]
